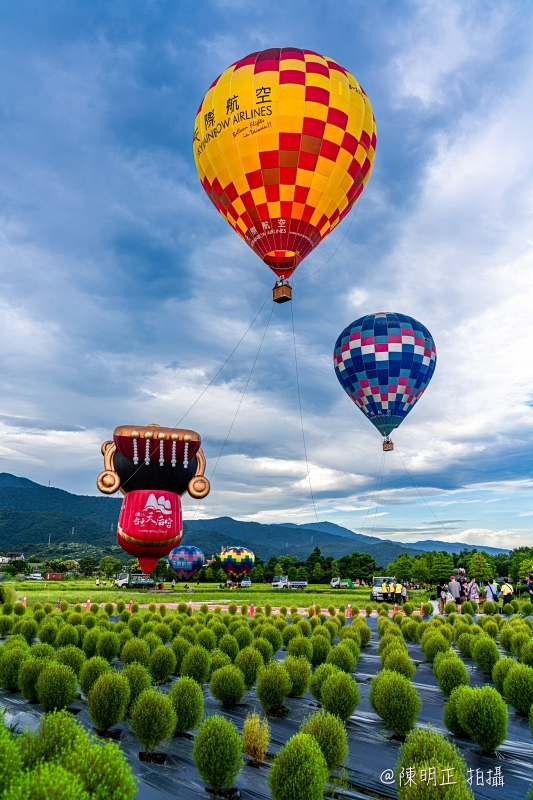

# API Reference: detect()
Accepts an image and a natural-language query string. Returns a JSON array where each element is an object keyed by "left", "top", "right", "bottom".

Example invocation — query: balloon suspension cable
[
  {"left": 290, "top": 301, "right": 319, "bottom": 524},
  {"left": 370, "top": 451, "right": 387, "bottom": 537},
  {"left": 294, "top": 198, "right": 360, "bottom": 284},
  {"left": 58, "top": 291, "right": 271, "bottom": 544},
  {"left": 190, "top": 303, "right": 275, "bottom": 521},
  {"left": 359, "top": 451, "right": 386, "bottom": 534},
  {"left": 394, "top": 446, "right": 463, "bottom": 547}
]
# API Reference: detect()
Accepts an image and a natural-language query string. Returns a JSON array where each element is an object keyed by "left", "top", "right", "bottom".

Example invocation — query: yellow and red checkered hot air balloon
[{"left": 193, "top": 47, "right": 376, "bottom": 302}]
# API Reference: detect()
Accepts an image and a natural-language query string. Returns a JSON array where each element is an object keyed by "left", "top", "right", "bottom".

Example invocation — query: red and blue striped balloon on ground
[
  {"left": 220, "top": 547, "right": 255, "bottom": 578},
  {"left": 168, "top": 546, "right": 205, "bottom": 580},
  {"left": 333, "top": 312, "right": 437, "bottom": 438}
]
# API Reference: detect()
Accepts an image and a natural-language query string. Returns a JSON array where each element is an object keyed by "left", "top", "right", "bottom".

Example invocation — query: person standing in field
[
  {"left": 465, "top": 576, "right": 480, "bottom": 610},
  {"left": 448, "top": 574, "right": 461, "bottom": 609},
  {"left": 346, "top": 603, "right": 352, "bottom": 625},
  {"left": 500, "top": 578, "right": 514, "bottom": 609}
]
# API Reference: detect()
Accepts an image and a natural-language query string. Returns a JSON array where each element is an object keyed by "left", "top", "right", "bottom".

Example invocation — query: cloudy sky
[{"left": 0, "top": 0, "right": 532, "bottom": 550}]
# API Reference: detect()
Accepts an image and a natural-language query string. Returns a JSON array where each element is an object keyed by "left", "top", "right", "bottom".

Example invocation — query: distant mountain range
[{"left": 0, "top": 473, "right": 509, "bottom": 565}]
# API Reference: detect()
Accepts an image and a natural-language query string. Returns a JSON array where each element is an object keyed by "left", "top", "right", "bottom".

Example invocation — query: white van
[{"left": 371, "top": 576, "right": 396, "bottom": 603}]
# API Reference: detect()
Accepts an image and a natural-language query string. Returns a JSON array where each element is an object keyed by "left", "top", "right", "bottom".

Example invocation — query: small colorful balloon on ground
[
  {"left": 220, "top": 547, "right": 255, "bottom": 577},
  {"left": 168, "top": 546, "right": 205, "bottom": 580},
  {"left": 333, "top": 312, "right": 437, "bottom": 450}
]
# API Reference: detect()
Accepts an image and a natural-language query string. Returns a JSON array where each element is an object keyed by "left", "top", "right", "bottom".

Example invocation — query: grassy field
[{"left": 4, "top": 579, "right": 430, "bottom": 609}]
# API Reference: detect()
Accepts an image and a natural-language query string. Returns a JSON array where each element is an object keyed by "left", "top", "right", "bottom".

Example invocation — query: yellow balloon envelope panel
[{"left": 193, "top": 47, "right": 376, "bottom": 280}]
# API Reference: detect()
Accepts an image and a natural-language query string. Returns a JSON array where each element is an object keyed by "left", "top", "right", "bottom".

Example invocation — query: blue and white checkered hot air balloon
[
  {"left": 333, "top": 312, "right": 437, "bottom": 449},
  {"left": 167, "top": 546, "right": 205, "bottom": 580}
]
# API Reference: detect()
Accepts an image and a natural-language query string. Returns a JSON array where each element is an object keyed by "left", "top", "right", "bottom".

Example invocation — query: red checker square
[
  {"left": 294, "top": 185, "right": 309, "bottom": 203},
  {"left": 298, "top": 151, "right": 318, "bottom": 171},
  {"left": 341, "top": 343, "right": 349, "bottom": 352},
  {"left": 260, "top": 150, "right": 279, "bottom": 168},
  {"left": 265, "top": 185, "right": 280, "bottom": 201},
  {"left": 327, "top": 60, "right": 347, "bottom": 75},
  {"left": 320, "top": 139, "right": 340, "bottom": 161},
  {"left": 361, "top": 337, "right": 374, "bottom": 345},
  {"left": 346, "top": 185, "right": 357, "bottom": 203},
  {"left": 341, "top": 131, "right": 358, "bottom": 155},
  {"left": 360, "top": 130, "right": 371, "bottom": 150},
  {"left": 371, "top": 131, "right": 377, "bottom": 149},
  {"left": 239, "top": 191, "right": 254, "bottom": 211},
  {"left": 380, "top": 394, "right": 388, "bottom": 401},
  {"left": 357, "top": 389, "right": 365, "bottom": 398},
  {"left": 280, "top": 166, "right": 297, "bottom": 184},
  {"left": 349, "top": 332, "right": 361, "bottom": 341},
  {"left": 360, "top": 379, "right": 370, "bottom": 388},
  {"left": 279, "top": 132, "right": 301, "bottom": 150},
  {"left": 246, "top": 169, "right": 263, "bottom": 190},
  {"left": 371, "top": 387, "right": 380, "bottom": 395},
  {"left": 305, "top": 86, "right": 330, "bottom": 105},
  {"left": 211, "top": 178, "right": 223, "bottom": 197},
  {"left": 256, "top": 203, "right": 270, "bottom": 220},
  {"left": 306, "top": 62, "right": 330, "bottom": 78},
  {"left": 226, "top": 204, "right": 239, "bottom": 222},
  {"left": 375, "top": 344, "right": 388, "bottom": 352},
  {"left": 236, "top": 52, "right": 259, "bottom": 69},
  {"left": 202, "top": 177, "right": 211, "bottom": 192},
  {"left": 224, "top": 182, "right": 239, "bottom": 202},
  {"left": 280, "top": 70, "right": 306, "bottom": 85},
  {"left": 317, "top": 212, "right": 328, "bottom": 229},
  {"left": 362, "top": 158, "right": 371, "bottom": 177},
  {"left": 398, "top": 377, "right": 408, "bottom": 385},
  {"left": 348, "top": 160, "right": 361, "bottom": 179},
  {"left": 301, "top": 205, "right": 315, "bottom": 223},
  {"left": 255, "top": 60, "right": 280, "bottom": 73},
  {"left": 196, "top": 100, "right": 203, "bottom": 115},
  {"left": 327, "top": 108, "right": 348, "bottom": 130},
  {"left": 302, "top": 117, "right": 326, "bottom": 138},
  {"left": 388, "top": 335, "right": 402, "bottom": 343},
  {"left": 302, "top": 49, "right": 321, "bottom": 56},
  {"left": 256, "top": 48, "right": 280, "bottom": 63},
  {"left": 280, "top": 201, "right": 293, "bottom": 218},
  {"left": 281, "top": 48, "right": 305, "bottom": 61},
  {"left": 330, "top": 208, "right": 340, "bottom": 223}
]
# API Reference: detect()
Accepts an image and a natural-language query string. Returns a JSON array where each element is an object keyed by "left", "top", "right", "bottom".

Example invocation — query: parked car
[
  {"left": 240, "top": 577, "right": 252, "bottom": 588},
  {"left": 28, "top": 573, "right": 44, "bottom": 581}
]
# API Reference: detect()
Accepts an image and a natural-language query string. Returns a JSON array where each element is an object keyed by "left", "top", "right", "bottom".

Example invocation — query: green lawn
[{"left": 4, "top": 579, "right": 430, "bottom": 609}]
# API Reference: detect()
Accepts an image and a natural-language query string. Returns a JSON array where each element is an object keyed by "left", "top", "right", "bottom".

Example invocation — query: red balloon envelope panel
[
  {"left": 96, "top": 424, "right": 211, "bottom": 573},
  {"left": 117, "top": 489, "right": 182, "bottom": 575}
]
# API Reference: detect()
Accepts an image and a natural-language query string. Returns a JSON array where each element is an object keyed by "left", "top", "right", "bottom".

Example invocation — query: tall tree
[
  {"left": 430, "top": 552, "right": 455, "bottom": 583},
  {"left": 467, "top": 551, "right": 494, "bottom": 582},
  {"left": 386, "top": 553, "right": 414, "bottom": 582},
  {"left": 411, "top": 556, "right": 430, "bottom": 584}
]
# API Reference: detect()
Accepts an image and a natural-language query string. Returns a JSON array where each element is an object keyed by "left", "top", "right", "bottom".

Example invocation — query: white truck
[
  {"left": 330, "top": 577, "right": 355, "bottom": 589},
  {"left": 371, "top": 576, "right": 397, "bottom": 603},
  {"left": 116, "top": 573, "right": 155, "bottom": 589},
  {"left": 28, "top": 573, "right": 44, "bottom": 581},
  {"left": 271, "top": 575, "right": 308, "bottom": 590}
]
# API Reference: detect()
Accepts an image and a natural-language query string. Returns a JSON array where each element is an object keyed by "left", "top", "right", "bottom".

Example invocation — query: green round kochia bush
[
  {"left": 170, "top": 636, "right": 192, "bottom": 673},
  {"left": 209, "top": 649, "right": 232, "bottom": 676},
  {"left": 457, "top": 686, "right": 508, "bottom": 753},
  {"left": 395, "top": 726, "right": 475, "bottom": 800},
  {"left": 284, "top": 656, "right": 311, "bottom": 697},
  {"left": 30, "top": 643, "right": 56, "bottom": 660},
  {"left": 260, "top": 625, "right": 283, "bottom": 654},
  {"left": 193, "top": 715, "right": 243, "bottom": 793},
  {"left": 36, "top": 662, "right": 78, "bottom": 711},
  {"left": 403, "top": 602, "right": 414, "bottom": 616},
  {"left": 321, "top": 671, "right": 360, "bottom": 721},
  {"left": 12, "top": 618, "right": 38, "bottom": 645},
  {"left": 520, "top": 641, "right": 533, "bottom": 666},
  {"left": 503, "top": 663, "right": 533, "bottom": 715},
  {"left": 422, "top": 602, "right": 433, "bottom": 617},
  {"left": 282, "top": 626, "right": 300, "bottom": 647},
  {"left": 422, "top": 634, "right": 450, "bottom": 663},
  {"left": 0, "top": 647, "right": 29, "bottom": 691},
  {"left": 457, "top": 632, "right": 475, "bottom": 659},
  {"left": 168, "top": 677, "right": 204, "bottom": 734},
  {"left": 338, "top": 637, "right": 360, "bottom": 661},
  {"left": 128, "top": 615, "right": 143, "bottom": 636},
  {"left": 56, "top": 645, "right": 86, "bottom": 677},
  {"left": 382, "top": 648, "right": 416, "bottom": 680},
  {"left": 0, "top": 616, "right": 13, "bottom": 637},
  {"left": 444, "top": 601, "right": 457, "bottom": 615},
  {"left": 443, "top": 685, "right": 473, "bottom": 738},
  {"left": 234, "top": 625, "right": 253, "bottom": 650},
  {"left": 121, "top": 662, "right": 152, "bottom": 711},
  {"left": 96, "top": 631, "right": 120, "bottom": 663},
  {"left": 149, "top": 646, "right": 176, "bottom": 684},
  {"left": 234, "top": 646, "right": 263, "bottom": 689},
  {"left": 472, "top": 636, "right": 500, "bottom": 674},
  {"left": 81, "top": 628, "right": 101, "bottom": 659},
  {"left": 141, "top": 632, "right": 163, "bottom": 655},
  {"left": 18, "top": 657, "right": 49, "bottom": 703},
  {"left": 180, "top": 644, "right": 211, "bottom": 685},
  {"left": 299, "top": 710, "right": 348, "bottom": 771},
  {"left": 87, "top": 672, "right": 130, "bottom": 733},
  {"left": 6, "top": 762, "right": 88, "bottom": 800},
  {"left": 13, "top": 603, "right": 26, "bottom": 617},
  {"left": 178, "top": 625, "right": 196, "bottom": 644},
  {"left": 369, "top": 670, "right": 422, "bottom": 735},
  {"left": 326, "top": 643, "right": 357, "bottom": 673},
  {"left": 310, "top": 635, "right": 331, "bottom": 666},
  {"left": 153, "top": 623, "right": 171, "bottom": 644},
  {"left": 256, "top": 662, "right": 292, "bottom": 714},
  {"left": 130, "top": 689, "right": 177, "bottom": 754},
  {"left": 483, "top": 601, "right": 498, "bottom": 616},
  {"left": 55, "top": 624, "right": 79, "bottom": 648},
  {"left": 197, "top": 627, "right": 217, "bottom": 652},
  {"left": 210, "top": 664, "right": 246, "bottom": 706},
  {"left": 121, "top": 637, "right": 150, "bottom": 666},
  {"left": 309, "top": 663, "right": 340, "bottom": 703},
  {"left": 252, "top": 637, "right": 274, "bottom": 664},
  {"left": 217, "top": 633, "right": 239, "bottom": 662},
  {"left": 268, "top": 733, "right": 329, "bottom": 800},
  {"left": 461, "top": 600, "right": 476, "bottom": 615},
  {"left": 511, "top": 631, "right": 531, "bottom": 659},
  {"left": 79, "top": 656, "right": 111, "bottom": 697},
  {"left": 436, "top": 657, "right": 470, "bottom": 697},
  {"left": 287, "top": 635, "right": 313, "bottom": 661},
  {"left": 492, "top": 657, "right": 517, "bottom": 695}
]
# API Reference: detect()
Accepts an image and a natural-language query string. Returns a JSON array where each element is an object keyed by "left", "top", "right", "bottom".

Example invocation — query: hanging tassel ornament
[
  {"left": 158, "top": 432, "right": 166, "bottom": 466},
  {"left": 144, "top": 431, "right": 153, "bottom": 466},
  {"left": 183, "top": 434, "right": 190, "bottom": 468},
  {"left": 171, "top": 433, "right": 178, "bottom": 467},
  {"left": 131, "top": 431, "right": 140, "bottom": 465}
]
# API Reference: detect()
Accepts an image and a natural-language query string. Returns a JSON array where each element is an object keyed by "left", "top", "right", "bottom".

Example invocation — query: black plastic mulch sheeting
[{"left": 2, "top": 615, "right": 533, "bottom": 800}]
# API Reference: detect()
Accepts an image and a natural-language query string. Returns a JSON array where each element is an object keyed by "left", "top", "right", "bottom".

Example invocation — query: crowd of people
[
  {"left": 430, "top": 574, "right": 524, "bottom": 615},
  {"left": 380, "top": 579, "right": 408, "bottom": 604}
]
